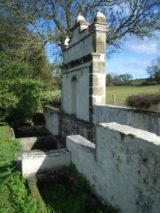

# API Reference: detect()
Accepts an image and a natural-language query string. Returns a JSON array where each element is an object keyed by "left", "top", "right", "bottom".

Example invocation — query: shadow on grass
[{"left": 37, "top": 169, "right": 119, "bottom": 213}]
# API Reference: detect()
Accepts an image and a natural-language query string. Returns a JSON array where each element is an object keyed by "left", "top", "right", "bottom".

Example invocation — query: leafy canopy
[{"left": 0, "top": 9, "right": 53, "bottom": 124}]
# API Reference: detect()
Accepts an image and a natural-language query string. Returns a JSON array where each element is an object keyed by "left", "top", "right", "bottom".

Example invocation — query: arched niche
[{"left": 71, "top": 76, "right": 77, "bottom": 115}]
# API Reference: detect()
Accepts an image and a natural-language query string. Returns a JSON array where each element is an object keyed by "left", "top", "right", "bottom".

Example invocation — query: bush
[
  {"left": 126, "top": 93, "right": 160, "bottom": 108},
  {"left": 1, "top": 79, "right": 53, "bottom": 125},
  {"left": 44, "top": 91, "right": 61, "bottom": 108}
]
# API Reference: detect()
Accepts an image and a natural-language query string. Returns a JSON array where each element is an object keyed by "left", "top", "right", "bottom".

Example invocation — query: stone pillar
[{"left": 89, "top": 11, "right": 108, "bottom": 121}]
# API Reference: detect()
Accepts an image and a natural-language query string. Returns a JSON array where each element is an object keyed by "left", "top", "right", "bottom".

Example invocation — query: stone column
[{"left": 89, "top": 11, "right": 109, "bottom": 121}]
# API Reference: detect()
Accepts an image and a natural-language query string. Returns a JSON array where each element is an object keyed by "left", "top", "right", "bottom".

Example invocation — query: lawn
[
  {"left": 106, "top": 85, "right": 160, "bottom": 106},
  {"left": 0, "top": 126, "right": 39, "bottom": 213}
]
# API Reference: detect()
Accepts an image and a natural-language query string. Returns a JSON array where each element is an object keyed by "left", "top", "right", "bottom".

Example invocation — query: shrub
[
  {"left": 44, "top": 91, "right": 61, "bottom": 108},
  {"left": 1, "top": 79, "right": 53, "bottom": 125},
  {"left": 126, "top": 93, "right": 160, "bottom": 108}
]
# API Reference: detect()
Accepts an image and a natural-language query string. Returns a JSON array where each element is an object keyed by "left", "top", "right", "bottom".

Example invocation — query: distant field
[{"left": 106, "top": 85, "right": 160, "bottom": 106}]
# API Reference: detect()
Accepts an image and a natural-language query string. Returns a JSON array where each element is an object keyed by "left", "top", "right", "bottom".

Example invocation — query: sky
[
  {"left": 46, "top": 33, "right": 160, "bottom": 79},
  {"left": 107, "top": 34, "right": 160, "bottom": 79}
]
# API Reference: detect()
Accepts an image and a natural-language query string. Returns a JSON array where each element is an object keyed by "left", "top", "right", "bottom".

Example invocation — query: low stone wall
[
  {"left": 96, "top": 123, "right": 160, "bottom": 213},
  {"left": 66, "top": 123, "right": 160, "bottom": 213},
  {"left": 44, "top": 106, "right": 95, "bottom": 142},
  {"left": 66, "top": 135, "right": 96, "bottom": 185},
  {"left": 22, "top": 149, "right": 71, "bottom": 177},
  {"left": 61, "top": 113, "right": 95, "bottom": 142},
  {"left": 44, "top": 106, "right": 60, "bottom": 136},
  {"left": 93, "top": 104, "right": 160, "bottom": 136}
]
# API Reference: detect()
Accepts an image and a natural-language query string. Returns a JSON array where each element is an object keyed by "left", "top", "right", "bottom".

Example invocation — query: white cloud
[{"left": 129, "top": 42, "right": 158, "bottom": 54}]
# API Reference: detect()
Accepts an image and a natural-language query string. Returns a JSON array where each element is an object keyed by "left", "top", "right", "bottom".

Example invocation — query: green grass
[
  {"left": 38, "top": 165, "right": 118, "bottom": 213},
  {"left": 0, "top": 126, "right": 39, "bottom": 213},
  {"left": 106, "top": 85, "right": 160, "bottom": 106},
  {"left": 0, "top": 126, "right": 10, "bottom": 141}
]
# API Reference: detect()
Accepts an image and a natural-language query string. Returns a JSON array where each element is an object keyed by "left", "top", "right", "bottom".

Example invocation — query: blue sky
[{"left": 107, "top": 34, "right": 160, "bottom": 79}]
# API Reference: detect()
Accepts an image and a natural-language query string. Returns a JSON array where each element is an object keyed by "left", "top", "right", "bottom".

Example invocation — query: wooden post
[{"left": 112, "top": 95, "right": 116, "bottom": 105}]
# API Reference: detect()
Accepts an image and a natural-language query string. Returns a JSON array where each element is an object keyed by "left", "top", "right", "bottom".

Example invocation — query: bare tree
[{"left": 2, "top": 0, "right": 160, "bottom": 51}]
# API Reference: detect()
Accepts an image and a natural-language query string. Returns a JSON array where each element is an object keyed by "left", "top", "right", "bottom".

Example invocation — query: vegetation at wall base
[
  {"left": 0, "top": 126, "right": 39, "bottom": 212},
  {"left": 38, "top": 164, "right": 119, "bottom": 213}
]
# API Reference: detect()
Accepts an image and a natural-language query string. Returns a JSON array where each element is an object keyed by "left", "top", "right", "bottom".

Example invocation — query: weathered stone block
[{"left": 22, "top": 149, "right": 71, "bottom": 177}]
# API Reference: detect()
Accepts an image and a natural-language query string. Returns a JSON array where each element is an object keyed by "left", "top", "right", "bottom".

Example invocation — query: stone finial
[
  {"left": 64, "top": 36, "right": 70, "bottom": 48},
  {"left": 77, "top": 13, "right": 86, "bottom": 23},
  {"left": 95, "top": 10, "right": 106, "bottom": 23}
]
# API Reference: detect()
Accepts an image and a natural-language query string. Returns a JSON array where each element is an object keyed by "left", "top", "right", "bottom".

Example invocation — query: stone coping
[
  {"left": 67, "top": 135, "right": 95, "bottom": 150},
  {"left": 22, "top": 148, "right": 69, "bottom": 158},
  {"left": 94, "top": 104, "right": 160, "bottom": 116},
  {"left": 98, "top": 122, "right": 160, "bottom": 146},
  {"left": 44, "top": 105, "right": 60, "bottom": 112}
]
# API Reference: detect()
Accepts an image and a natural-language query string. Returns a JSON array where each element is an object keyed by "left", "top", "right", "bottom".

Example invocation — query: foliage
[
  {"left": 45, "top": 90, "right": 61, "bottom": 108},
  {"left": 52, "top": 77, "right": 61, "bottom": 90},
  {"left": 106, "top": 74, "right": 114, "bottom": 86},
  {"left": 147, "top": 57, "right": 160, "bottom": 83},
  {"left": 0, "top": 8, "right": 53, "bottom": 124},
  {"left": 0, "top": 126, "right": 39, "bottom": 212},
  {"left": 2, "top": 0, "right": 160, "bottom": 56},
  {"left": 106, "top": 85, "right": 160, "bottom": 106},
  {"left": 0, "top": 125, "right": 10, "bottom": 141},
  {"left": 126, "top": 93, "right": 160, "bottom": 108},
  {"left": 106, "top": 73, "right": 133, "bottom": 86},
  {"left": 38, "top": 165, "right": 119, "bottom": 213}
]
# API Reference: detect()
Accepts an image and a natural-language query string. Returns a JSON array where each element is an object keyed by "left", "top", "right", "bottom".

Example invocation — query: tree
[
  {"left": 1, "top": 0, "right": 160, "bottom": 54},
  {"left": 118, "top": 73, "right": 133, "bottom": 85},
  {"left": 106, "top": 73, "right": 133, "bottom": 85},
  {"left": 0, "top": 9, "right": 53, "bottom": 124},
  {"left": 106, "top": 74, "right": 113, "bottom": 86},
  {"left": 147, "top": 58, "right": 160, "bottom": 83}
]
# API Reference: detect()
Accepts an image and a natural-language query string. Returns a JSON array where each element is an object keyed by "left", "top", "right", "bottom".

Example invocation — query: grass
[
  {"left": 0, "top": 126, "right": 39, "bottom": 213},
  {"left": 0, "top": 126, "right": 10, "bottom": 141},
  {"left": 38, "top": 165, "right": 118, "bottom": 213},
  {"left": 106, "top": 85, "right": 160, "bottom": 106}
]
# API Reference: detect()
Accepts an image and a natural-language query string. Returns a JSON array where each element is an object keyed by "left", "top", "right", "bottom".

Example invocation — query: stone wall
[
  {"left": 66, "top": 123, "right": 160, "bottom": 213},
  {"left": 61, "top": 113, "right": 95, "bottom": 142},
  {"left": 67, "top": 135, "right": 96, "bottom": 185},
  {"left": 44, "top": 106, "right": 95, "bottom": 142},
  {"left": 22, "top": 149, "right": 71, "bottom": 177},
  {"left": 62, "top": 63, "right": 90, "bottom": 121},
  {"left": 44, "top": 106, "right": 60, "bottom": 136},
  {"left": 93, "top": 104, "right": 160, "bottom": 136},
  {"left": 96, "top": 123, "right": 160, "bottom": 213}
]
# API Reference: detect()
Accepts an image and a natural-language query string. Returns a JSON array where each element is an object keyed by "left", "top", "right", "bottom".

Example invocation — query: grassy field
[{"left": 106, "top": 85, "right": 160, "bottom": 106}]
